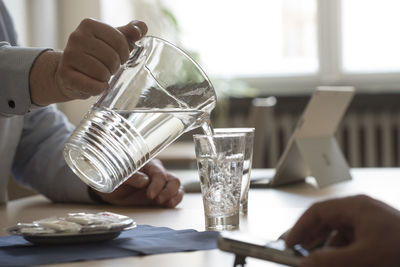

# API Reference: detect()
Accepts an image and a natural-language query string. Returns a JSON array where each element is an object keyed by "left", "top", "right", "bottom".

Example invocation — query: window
[
  {"left": 161, "top": 0, "right": 400, "bottom": 93},
  {"left": 162, "top": 0, "right": 317, "bottom": 77},
  {"left": 341, "top": 0, "right": 400, "bottom": 73},
  {"left": 100, "top": 0, "right": 400, "bottom": 94}
]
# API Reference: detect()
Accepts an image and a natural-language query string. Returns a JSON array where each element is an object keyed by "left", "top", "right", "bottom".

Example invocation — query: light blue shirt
[{"left": 0, "top": 0, "right": 92, "bottom": 203}]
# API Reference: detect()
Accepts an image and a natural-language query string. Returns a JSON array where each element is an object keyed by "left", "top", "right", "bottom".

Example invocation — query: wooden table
[{"left": 2, "top": 168, "right": 400, "bottom": 267}]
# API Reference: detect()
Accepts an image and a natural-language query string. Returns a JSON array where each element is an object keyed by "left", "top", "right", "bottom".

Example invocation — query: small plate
[
  {"left": 23, "top": 230, "right": 122, "bottom": 245},
  {"left": 7, "top": 214, "right": 136, "bottom": 245},
  {"left": 20, "top": 224, "right": 136, "bottom": 245}
]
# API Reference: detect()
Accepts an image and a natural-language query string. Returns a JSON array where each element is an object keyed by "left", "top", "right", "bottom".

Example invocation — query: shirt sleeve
[
  {"left": 0, "top": 42, "right": 48, "bottom": 115},
  {"left": 11, "top": 104, "right": 94, "bottom": 203}
]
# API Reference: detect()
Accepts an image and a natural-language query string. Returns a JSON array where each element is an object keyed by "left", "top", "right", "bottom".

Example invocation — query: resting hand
[
  {"left": 94, "top": 159, "right": 184, "bottom": 208},
  {"left": 285, "top": 195, "right": 400, "bottom": 267},
  {"left": 30, "top": 19, "right": 147, "bottom": 105}
]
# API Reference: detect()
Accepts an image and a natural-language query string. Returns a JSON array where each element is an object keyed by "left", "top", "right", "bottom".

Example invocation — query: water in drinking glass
[
  {"left": 198, "top": 153, "right": 243, "bottom": 230},
  {"left": 194, "top": 131, "right": 246, "bottom": 231},
  {"left": 213, "top": 128, "right": 254, "bottom": 214}
]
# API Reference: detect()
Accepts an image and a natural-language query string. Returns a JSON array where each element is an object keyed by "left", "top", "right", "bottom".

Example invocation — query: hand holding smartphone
[{"left": 217, "top": 231, "right": 308, "bottom": 266}]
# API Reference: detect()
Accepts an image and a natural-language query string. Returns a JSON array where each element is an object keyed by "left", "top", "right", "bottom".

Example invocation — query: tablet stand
[
  {"left": 272, "top": 135, "right": 352, "bottom": 188},
  {"left": 270, "top": 86, "right": 354, "bottom": 188},
  {"left": 233, "top": 254, "right": 247, "bottom": 267}
]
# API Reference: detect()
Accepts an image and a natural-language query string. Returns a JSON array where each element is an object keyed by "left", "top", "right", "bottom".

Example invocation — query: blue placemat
[{"left": 0, "top": 225, "right": 219, "bottom": 267}]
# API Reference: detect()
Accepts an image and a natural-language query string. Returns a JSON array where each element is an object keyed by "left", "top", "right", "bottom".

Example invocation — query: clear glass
[
  {"left": 214, "top": 128, "right": 254, "bottom": 215},
  {"left": 64, "top": 36, "right": 216, "bottom": 193},
  {"left": 162, "top": 0, "right": 317, "bottom": 76},
  {"left": 342, "top": 0, "right": 400, "bottom": 72},
  {"left": 194, "top": 133, "right": 246, "bottom": 231}
]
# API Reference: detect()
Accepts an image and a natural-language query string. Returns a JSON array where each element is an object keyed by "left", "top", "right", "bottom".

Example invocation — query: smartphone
[{"left": 217, "top": 231, "right": 307, "bottom": 266}]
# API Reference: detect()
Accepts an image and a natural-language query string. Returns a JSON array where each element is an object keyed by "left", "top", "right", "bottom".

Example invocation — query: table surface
[
  {"left": 157, "top": 141, "right": 196, "bottom": 165},
  {"left": 2, "top": 168, "right": 400, "bottom": 267}
]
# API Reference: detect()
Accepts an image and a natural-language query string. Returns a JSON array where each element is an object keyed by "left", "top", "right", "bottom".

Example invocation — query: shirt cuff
[{"left": 0, "top": 44, "right": 50, "bottom": 115}]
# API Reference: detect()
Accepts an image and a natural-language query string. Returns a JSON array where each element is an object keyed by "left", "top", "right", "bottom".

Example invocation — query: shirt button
[{"left": 8, "top": 100, "right": 16, "bottom": 109}]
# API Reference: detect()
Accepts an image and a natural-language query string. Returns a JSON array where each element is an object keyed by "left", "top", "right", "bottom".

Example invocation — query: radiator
[
  {"left": 265, "top": 111, "right": 400, "bottom": 168},
  {"left": 223, "top": 94, "right": 400, "bottom": 169}
]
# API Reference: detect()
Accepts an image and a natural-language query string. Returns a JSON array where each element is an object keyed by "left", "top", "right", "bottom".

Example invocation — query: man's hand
[
  {"left": 30, "top": 19, "right": 147, "bottom": 106},
  {"left": 285, "top": 195, "right": 400, "bottom": 267},
  {"left": 94, "top": 159, "right": 184, "bottom": 208}
]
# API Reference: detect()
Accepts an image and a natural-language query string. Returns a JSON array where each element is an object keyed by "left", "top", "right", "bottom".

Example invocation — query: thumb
[
  {"left": 301, "top": 246, "right": 361, "bottom": 267},
  {"left": 117, "top": 20, "right": 148, "bottom": 50}
]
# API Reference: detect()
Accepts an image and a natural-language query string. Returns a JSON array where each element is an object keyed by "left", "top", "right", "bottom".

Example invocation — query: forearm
[
  {"left": 28, "top": 19, "right": 147, "bottom": 106},
  {"left": 12, "top": 105, "right": 93, "bottom": 203},
  {"left": 29, "top": 50, "right": 70, "bottom": 106}
]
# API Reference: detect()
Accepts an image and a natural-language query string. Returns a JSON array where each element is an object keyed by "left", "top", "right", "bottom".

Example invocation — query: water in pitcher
[{"left": 64, "top": 107, "right": 208, "bottom": 192}]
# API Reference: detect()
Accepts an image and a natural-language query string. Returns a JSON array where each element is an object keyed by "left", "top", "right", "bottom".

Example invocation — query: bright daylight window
[
  {"left": 341, "top": 0, "right": 400, "bottom": 73},
  {"left": 162, "top": 0, "right": 317, "bottom": 77},
  {"left": 99, "top": 0, "right": 400, "bottom": 92}
]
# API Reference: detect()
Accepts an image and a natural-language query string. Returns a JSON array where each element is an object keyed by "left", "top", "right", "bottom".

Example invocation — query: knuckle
[
  {"left": 170, "top": 177, "right": 181, "bottom": 187},
  {"left": 79, "top": 18, "right": 96, "bottom": 28},
  {"left": 62, "top": 51, "right": 81, "bottom": 68},
  {"left": 157, "top": 172, "right": 168, "bottom": 182},
  {"left": 152, "top": 158, "right": 163, "bottom": 166},
  {"left": 173, "top": 192, "right": 184, "bottom": 206},
  {"left": 67, "top": 30, "right": 84, "bottom": 45},
  {"left": 355, "top": 194, "right": 375, "bottom": 212},
  {"left": 354, "top": 194, "right": 370, "bottom": 202},
  {"left": 144, "top": 159, "right": 157, "bottom": 169},
  {"left": 309, "top": 201, "right": 322, "bottom": 211},
  {"left": 136, "top": 172, "right": 148, "bottom": 181}
]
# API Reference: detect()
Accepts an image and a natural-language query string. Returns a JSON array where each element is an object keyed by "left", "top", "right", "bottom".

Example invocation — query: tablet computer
[{"left": 252, "top": 86, "right": 355, "bottom": 188}]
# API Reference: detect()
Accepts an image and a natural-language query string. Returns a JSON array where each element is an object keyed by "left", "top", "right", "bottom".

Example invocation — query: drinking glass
[
  {"left": 214, "top": 128, "right": 254, "bottom": 214},
  {"left": 193, "top": 133, "right": 246, "bottom": 231},
  {"left": 63, "top": 36, "right": 216, "bottom": 193}
]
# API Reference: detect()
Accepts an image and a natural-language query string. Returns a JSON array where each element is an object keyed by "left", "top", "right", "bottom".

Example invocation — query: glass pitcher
[{"left": 63, "top": 36, "right": 216, "bottom": 193}]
